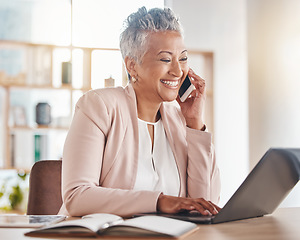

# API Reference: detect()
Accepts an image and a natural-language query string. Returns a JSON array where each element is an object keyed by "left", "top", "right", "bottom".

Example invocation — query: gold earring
[{"left": 131, "top": 76, "right": 137, "bottom": 83}]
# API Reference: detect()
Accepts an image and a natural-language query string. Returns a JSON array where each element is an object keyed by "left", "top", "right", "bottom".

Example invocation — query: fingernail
[
  {"left": 213, "top": 209, "right": 218, "bottom": 215},
  {"left": 204, "top": 210, "right": 210, "bottom": 215}
]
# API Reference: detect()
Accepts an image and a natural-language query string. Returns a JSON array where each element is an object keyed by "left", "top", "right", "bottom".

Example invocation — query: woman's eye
[
  {"left": 180, "top": 57, "right": 188, "bottom": 62},
  {"left": 160, "top": 59, "right": 171, "bottom": 63}
]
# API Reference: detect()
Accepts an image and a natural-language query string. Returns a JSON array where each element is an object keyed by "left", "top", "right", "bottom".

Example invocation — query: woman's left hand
[
  {"left": 157, "top": 194, "right": 221, "bottom": 215},
  {"left": 176, "top": 68, "right": 206, "bottom": 130}
]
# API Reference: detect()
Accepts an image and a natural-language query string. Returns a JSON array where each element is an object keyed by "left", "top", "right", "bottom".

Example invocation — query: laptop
[{"left": 138, "top": 148, "right": 300, "bottom": 224}]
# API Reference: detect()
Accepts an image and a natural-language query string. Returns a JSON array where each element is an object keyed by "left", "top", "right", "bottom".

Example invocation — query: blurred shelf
[
  {"left": 1, "top": 83, "right": 90, "bottom": 92},
  {"left": 9, "top": 125, "right": 70, "bottom": 132}
]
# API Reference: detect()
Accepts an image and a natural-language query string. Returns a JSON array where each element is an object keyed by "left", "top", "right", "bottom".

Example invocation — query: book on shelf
[
  {"left": 34, "top": 134, "right": 48, "bottom": 162},
  {"left": 9, "top": 132, "right": 48, "bottom": 168},
  {"left": 61, "top": 61, "right": 72, "bottom": 85},
  {"left": 26, "top": 46, "right": 51, "bottom": 86},
  {"left": 10, "top": 134, "right": 15, "bottom": 167},
  {"left": 11, "top": 131, "right": 34, "bottom": 169},
  {"left": 25, "top": 213, "right": 198, "bottom": 238}
]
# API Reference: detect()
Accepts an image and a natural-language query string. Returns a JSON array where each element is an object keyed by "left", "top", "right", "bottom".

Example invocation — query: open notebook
[{"left": 25, "top": 214, "right": 198, "bottom": 238}]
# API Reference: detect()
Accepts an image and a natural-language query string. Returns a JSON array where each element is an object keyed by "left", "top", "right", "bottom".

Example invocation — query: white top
[{"left": 133, "top": 118, "right": 180, "bottom": 196}]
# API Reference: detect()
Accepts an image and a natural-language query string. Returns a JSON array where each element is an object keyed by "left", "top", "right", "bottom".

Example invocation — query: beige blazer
[{"left": 59, "top": 84, "right": 220, "bottom": 217}]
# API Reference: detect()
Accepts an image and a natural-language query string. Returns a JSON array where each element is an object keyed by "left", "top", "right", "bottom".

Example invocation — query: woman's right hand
[{"left": 156, "top": 194, "right": 221, "bottom": 215}]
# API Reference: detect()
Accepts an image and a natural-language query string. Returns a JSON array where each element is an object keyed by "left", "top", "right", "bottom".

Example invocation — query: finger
[
  {"left": 188, "top": 68, "right": 197, "bottom": 77},
  {"left": 190, "top": 89, "right": 198, "bottom": 98},
  {"left": 209, "top": 201, "right": 222, "bottom": 212},
  {"left": 187, "top": 69, "right": 206, "bottom": 97},
  {"left": 179, "top": 203, "right": 196, "bottom": 212},
  {"left": 189, "top": 202, "right": 211, "bottom": 215},
  {"left": 170, "top": 198, "right": 209, "bottom": 215},
  {"left": 188, "top": 68, "right": 203, "bottom": 83},
  {"left": 188, "top": 69, "right": 205, "bottom": 84},
  {"left": 189, "top": 76, "right": 205, "bottom": 95},
  {"left": 176, "top": 95, "right": 182, "bottom": 104},
  {"left": 195, "top": 198, "right": 219, "bottom": 215},
  {"left": 164, "top": 201, "right": 195, "bottom": 213},
  {"left": 195, "top": 78, "right": 205, "bottom": 90},
  {"left": 179, "top": 199, "right": 211, "bottom": 216}
]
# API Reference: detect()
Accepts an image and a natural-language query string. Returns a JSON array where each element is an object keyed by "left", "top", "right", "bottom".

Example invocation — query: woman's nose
[{"left": 169, "top": 60, "right": 182, "bottom": 77}]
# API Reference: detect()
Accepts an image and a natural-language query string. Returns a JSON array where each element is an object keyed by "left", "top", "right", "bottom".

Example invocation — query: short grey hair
[{"left": 119, "top": 7, "right": 183, "bottom": 64}]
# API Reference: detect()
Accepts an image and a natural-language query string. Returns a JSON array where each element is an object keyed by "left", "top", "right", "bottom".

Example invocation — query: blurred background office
[{"left": 0, "top": 0, "right": 299, "bottom": 212}]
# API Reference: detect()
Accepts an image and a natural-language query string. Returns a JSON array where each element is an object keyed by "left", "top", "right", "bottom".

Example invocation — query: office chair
[{"left": 27, "top": 160, "right": 62, "bottom": 215}]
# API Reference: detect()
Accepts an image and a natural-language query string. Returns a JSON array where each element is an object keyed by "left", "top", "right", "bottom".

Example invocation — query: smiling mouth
[{"left": 160, "top": 80, "right": 179, "bottom": 88}]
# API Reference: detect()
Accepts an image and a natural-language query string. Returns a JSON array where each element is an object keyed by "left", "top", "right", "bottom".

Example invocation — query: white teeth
[{"left": 161, "top": 80, "right": 178, "bottom": 87}]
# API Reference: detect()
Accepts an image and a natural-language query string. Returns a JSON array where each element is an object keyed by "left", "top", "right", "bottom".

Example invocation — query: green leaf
[{"left": 9, "top": 185, "right": 23, "bottom": 209}]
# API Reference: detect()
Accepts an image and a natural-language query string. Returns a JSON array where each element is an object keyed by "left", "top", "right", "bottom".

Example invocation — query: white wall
[
  {"left": 248, "top": 0, "right": 300, "bottom": 207},
  {"left": 168, "top": 0, "right": 249, "bottom": 206}
]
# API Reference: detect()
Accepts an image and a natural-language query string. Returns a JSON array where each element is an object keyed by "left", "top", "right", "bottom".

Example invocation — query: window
[{"left": 72, "top": 0, "right": 164, "bottom": 48}]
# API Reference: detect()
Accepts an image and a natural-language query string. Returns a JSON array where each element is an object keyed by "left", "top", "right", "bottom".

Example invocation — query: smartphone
[{"left": 178, "top": 75, "right": 196, "bottom": 102}]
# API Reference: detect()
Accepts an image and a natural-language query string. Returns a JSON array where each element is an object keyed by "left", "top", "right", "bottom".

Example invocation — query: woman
[{"left": 59, "top": 7, "right": 221, "bottom": 217}]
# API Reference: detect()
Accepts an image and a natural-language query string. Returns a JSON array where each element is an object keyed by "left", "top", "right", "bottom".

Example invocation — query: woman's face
[{"left": 133, "top": 31, "right": 188, "bottom": 103}]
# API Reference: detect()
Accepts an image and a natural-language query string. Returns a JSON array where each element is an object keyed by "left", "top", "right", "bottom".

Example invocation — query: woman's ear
[{"left": 124, "top": 56, "right": 137, "bottom": 78}]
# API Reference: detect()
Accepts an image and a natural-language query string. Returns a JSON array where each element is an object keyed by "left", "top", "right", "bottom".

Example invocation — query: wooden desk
[{"left": 1, "top": 208, "right": 299, "bottom": 240}]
